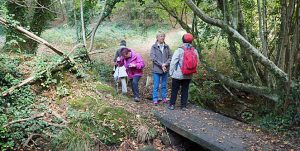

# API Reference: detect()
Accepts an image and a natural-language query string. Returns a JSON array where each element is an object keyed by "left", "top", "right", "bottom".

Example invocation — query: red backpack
[{"left": 181, "top": 46, "right": 198, "bottom": 75}]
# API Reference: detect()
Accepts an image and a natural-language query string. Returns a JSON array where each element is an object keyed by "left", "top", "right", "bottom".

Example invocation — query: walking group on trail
[{"left": 113, "top": 32, "right": 199, "bottom": 111}]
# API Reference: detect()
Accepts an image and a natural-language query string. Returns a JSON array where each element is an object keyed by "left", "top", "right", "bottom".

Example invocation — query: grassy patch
[
  {"left": 68, "top": 96, "right": 94, "bottom": 110},
  {"left": 95, "top": 82, "right": 115, "bottom": 93}
]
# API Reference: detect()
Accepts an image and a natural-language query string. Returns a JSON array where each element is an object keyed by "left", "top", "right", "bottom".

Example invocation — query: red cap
[{"left": 183, "top": 33, "right": 193, "bottom": 43}]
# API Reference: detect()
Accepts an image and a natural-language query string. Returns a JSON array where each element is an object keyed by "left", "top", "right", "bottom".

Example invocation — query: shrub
[{"left": 189, "top": 81, "right": 218, "bottom": 107}]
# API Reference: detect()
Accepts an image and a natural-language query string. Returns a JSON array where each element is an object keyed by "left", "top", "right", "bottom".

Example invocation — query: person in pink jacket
[{"left": 117, "top": 47, "right": 145, "bottom": 102}]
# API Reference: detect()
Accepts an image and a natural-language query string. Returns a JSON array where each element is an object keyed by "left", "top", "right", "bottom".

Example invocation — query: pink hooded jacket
[{"left": 118, "top": 49, "right": 145, "bottom": 79}]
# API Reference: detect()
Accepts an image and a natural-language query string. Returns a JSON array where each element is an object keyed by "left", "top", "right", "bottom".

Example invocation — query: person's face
[
  {"left": 157, "top": 34, "right": 165, "bottom": 44},
  {"left": 122, "top": 51, "right": 131, "bottom": 58}
]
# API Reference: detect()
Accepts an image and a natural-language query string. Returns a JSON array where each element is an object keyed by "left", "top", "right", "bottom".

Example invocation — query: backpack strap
[{"left": 175, "top": 46, "right": 186, "bottom": 70}]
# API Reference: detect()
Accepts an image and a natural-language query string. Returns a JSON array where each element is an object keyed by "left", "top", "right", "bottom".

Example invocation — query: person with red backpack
[{"left": 168, "top": 33, "right": 199, "bottom": 111}]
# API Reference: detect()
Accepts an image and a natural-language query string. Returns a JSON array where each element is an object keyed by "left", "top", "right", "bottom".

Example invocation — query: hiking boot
[
  {"left": 168, "top": 105, "right": 175, "bottom": 110},
  {"left": 162, "top": 98, "right": 168, "bottom": 104},
  {"left": 134, "top": 97, "right": 140, "bottom": 102},
  {"left": 181, "top": 107, "right": 187, "bottom": 111},
  {"left": 153, "top": 100, "right": 158, "bottom": 106}
]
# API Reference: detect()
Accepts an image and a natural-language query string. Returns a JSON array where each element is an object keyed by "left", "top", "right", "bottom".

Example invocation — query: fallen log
[
  {"left": 3, "top": 112, "right": 45, "bottom": 128},
  {"left": 0, "top": 17, "right": 78, "bottom": 66}
]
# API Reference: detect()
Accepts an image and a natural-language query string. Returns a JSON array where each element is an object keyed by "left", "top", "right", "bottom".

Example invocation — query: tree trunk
[
  {"left": 29, "top": 0, "right": 53, "bottom": 52},
  {"left": 88, "top": 0, "right": 107, "bottom": 52},
  {"left": 80, "top": 0, "right": 87, "bottom": 47}
]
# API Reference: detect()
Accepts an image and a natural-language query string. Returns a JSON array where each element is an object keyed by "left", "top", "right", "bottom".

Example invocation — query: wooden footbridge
[{"left": 154, "top": 106, "right": 273, "bottom": 151}]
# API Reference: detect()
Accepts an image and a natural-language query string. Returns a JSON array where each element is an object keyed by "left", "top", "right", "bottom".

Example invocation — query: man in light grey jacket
[
  {"left": 168, "top": 33, "right": 199, "bottom": 111},
  {"left": 150, "top": 31, "right": 172, "bottom": 105}
]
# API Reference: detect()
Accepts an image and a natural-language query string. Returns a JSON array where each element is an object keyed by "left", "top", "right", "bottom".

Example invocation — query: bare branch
[{"left": 3, "top": 113, "right": 45, "bottom": 128}]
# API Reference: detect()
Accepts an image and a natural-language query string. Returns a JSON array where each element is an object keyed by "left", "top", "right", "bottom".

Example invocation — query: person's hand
[
  {"left": 162, "top": 64, "right": 167, "bottom": 72},
  {"left": 162, "top": 66, "right": 167, "bottom": 73},
  {"left": 117, "top": 57, "right": 121, "bottom": 62},
  {"left": 129, "top": 63, "right": 136, "bottom": 67}
]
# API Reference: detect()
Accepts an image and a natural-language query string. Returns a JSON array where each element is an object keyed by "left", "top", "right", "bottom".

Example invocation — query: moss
[
  {"left": 68, "top": 96, "right": 94, "bottom": 110},
  {"left": 95, "top": 82, "right": 115, "bottom": 93}
]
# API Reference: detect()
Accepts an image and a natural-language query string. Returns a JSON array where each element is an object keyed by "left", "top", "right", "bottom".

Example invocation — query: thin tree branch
[{"left": 3, "top": 113, "right": 45, "bottom": 128}]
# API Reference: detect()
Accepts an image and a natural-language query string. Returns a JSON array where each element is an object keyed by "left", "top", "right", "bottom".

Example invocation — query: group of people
[{"left": 113, "top": 32, "right": 199, "bottom": 110}]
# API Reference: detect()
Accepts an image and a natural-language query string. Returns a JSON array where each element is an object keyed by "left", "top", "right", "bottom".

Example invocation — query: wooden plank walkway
[{"left": 154, "top": 106, "right": 271, "bottom": 151}]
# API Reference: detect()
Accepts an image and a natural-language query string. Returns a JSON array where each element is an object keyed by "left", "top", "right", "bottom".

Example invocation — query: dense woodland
[{"left": 0, "top": 0, "right": 299, "bottom": 150}]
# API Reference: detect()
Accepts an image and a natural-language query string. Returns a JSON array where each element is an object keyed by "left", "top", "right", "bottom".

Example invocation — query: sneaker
[
  {"left": 181, "top": 107, "right": 187, "bottom": 111},
  {"left": 153, "top": 100, "right": 158, "bottom": 106},
  {"left": 134, "top": 97, "right": 140, "bottom": 102},
  {"left": 168, "top": 105, "right": 174, "bottom": 110},
  {"left": 162, "top": 98, "right": 167, "bottom": 104}
]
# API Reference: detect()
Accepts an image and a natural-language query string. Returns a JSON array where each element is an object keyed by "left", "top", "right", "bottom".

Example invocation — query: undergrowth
[{"left": 0, "top": 54, "right": 50, "bottom": 150}]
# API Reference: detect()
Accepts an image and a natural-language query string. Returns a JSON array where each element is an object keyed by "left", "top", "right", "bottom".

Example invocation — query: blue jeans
[
  {"left": 152, "top": 73, "right": 168, "bottom": 101},
  {"left": 130, "top": 76, "right": 141, "bottom": 98}
]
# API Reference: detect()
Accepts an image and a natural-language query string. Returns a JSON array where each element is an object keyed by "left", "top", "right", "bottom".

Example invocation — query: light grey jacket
[
  {"left": 150, "top": 42, "right": 172, "bottom": 74},
  {"left": 169, "top": 43, "right": 199, "bottom": 79}
]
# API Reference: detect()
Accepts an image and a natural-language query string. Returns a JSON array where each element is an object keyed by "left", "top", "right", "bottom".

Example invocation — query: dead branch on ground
[{"left": 3, "top": 112, "right": 45, "bottom": 128}]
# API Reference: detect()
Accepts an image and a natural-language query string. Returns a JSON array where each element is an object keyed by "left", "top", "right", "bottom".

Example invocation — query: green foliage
[
  {"left": 89, "top": 61, "right": 113, "bottom": 82},
  {"left": 256, "top": 109, "right": 297, "bottom": 136},
  {"left": 113, "top": 0, "right": 169, "bottom": 30},
  {"left": 56, "top": 84, "right": 70, "bottom": 98},
  {"left": 189, "top": 81, "right": 218, "bottom": 107},
  {"left": 0, "top": 54, "right": 42, "bottom": 150},
  {"left": 28, "top": 54, "right": 63, "bottom": 87}
]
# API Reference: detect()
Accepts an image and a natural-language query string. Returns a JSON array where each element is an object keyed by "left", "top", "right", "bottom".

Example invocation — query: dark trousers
[
  {"left": 130, "top": 76, "right": 141, "bottom": 98},
  {"left": 170, "top": 78, "right": 191, "bottom": 107}
]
